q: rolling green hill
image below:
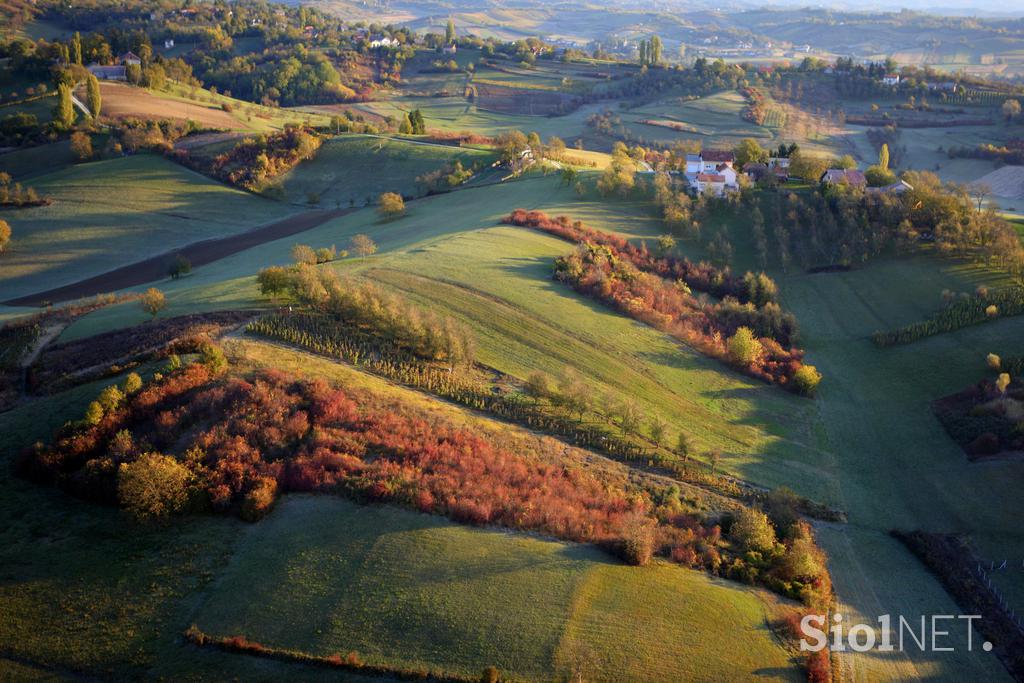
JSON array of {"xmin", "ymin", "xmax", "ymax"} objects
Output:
[
  {"xmin": 194, "ymin": 494, "xmax": 799, "ymax": 682},
  {"xmin": 0, "ymin": 154, "xmax": 297, "ymax": 302}
]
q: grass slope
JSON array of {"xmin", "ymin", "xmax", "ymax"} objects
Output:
[
  {"xmin": 777, "ymin": 256, "xmax": 1021, "ymax": 682},
  {"xmin": 0, "ymin": 335, "xmax": 795, "ymax": 681},
  {"xmin": 0, "ymin": 154, "xmax": 296, "ymax": 302},
  {"xmin": 55, "ymin": 177, "xmax": 825, "ymax": 500},
  {"xmin": 194, "ymin": 495, "xmax": 798, "ymax": 682},
  {"xmin": 277, "ymin": 134, "xmax": 498, "ymax": 207}
]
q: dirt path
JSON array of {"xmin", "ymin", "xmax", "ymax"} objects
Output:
[{"xmin": 4, "ymin": 208, "xmax": 350, "ymax": 308}]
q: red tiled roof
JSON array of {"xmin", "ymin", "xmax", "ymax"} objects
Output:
[{"xmin": 697, "ymin": 173, "xmax": 725, "ymax": 182}]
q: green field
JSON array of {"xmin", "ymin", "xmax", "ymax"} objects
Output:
[
  {"xmin": 0, "ymin": 332, "xmax": 798, "ymax": 681},
  {"xmin": 54, "ymin": 176, "xmax": 826, "ymax": 499},
  {"xmin": 8, "ymin": 155, "xmax": 1024, "ymax": 681},
  {"xmin": 277, "ymin": 134, "xmax": 499, "ymax": 206},
  {"xmin": 0, "ymin": 154, "xmax": 296, "ymax": 302},
  {"xmin": 775, "ymin": 256, "xmax": 1021, "ymax": 681},
  {"xmin": 195, "ymin": 495, "xmax": 797, "ymax": 682}
]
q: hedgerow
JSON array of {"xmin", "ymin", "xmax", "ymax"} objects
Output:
[{"xmin": 872, "ymin": 286, "xmax": 1024, "ymax": 346}]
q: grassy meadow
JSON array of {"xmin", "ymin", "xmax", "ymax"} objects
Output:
[
  {"xmin": 53, "ymin": 176, "xmax": 828, "ymax": 501},
  {"xmin": 0, "ymin": 326, "xmax": 799, "ymax": 681},
  {"xmin": 276, "ymin": 134, "xmax": 499, "ymax": 206},
  {"xmin": 0, "ymin": 154, "xmax": 296, "ymax": 302},
  {"xmin": 195, "ymin": 495, "xmax": 798, "ymax": 682}
]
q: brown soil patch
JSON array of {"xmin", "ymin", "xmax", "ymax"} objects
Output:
[{"xmin": 93, "ymin": 82, "xmax": 243, "ymax": 129}]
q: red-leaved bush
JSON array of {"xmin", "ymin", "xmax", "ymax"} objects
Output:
[
  {"xmin": 504, "ymin": 209, "xmax": 766, "ymax": 304},
  {"xmin": 20, "ymin": 365, "xmax": 832, "ymax": 606},
  {"xmin": 22, "ymin": 366, "xmax": 645, "ymax": 546}
]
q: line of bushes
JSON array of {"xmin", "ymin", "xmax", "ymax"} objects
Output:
[
  {"xmin": 183, "ymin": 625, "xmax": 488, "ymax": 682},
  {"xmin": 20, "ymin": 358, "xmax": 832, "ymax": 604},
  {"xmin": 504, "ymin": 209, "xmax": 772, "ymax": 305},
  {"xmin": 872, "ymin": 287, "xmax": 1024, "ymax": 346},
  {"xmin": 892, "ymin": 530, "xmax": 1024, "ymax": 679}
]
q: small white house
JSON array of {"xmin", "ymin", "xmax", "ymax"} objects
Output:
[
  {"xmin": 694, "ymin": 173, "xmax": 726, "ymax": 196},
  {"xmin": 370, "ymin": 36, "xmax": 398, "ymax": 49},
  {"xmin": 716, "ymin": 164, "xmax": 738, "ymax": 188},
  {"xmin": 164, "ymin": 38, "xmax": 175, "ymax": 49},
  {"xmin": 685, "ymin": 153, "xmax": 702, "ymax": 175},
  {"xmin": 882, "ymin": 73, "xmax": 900, "ymax": 86},
  {"xmin": 442, "ymin": 44, "xmax": 457, "ymax": 55},
  {"xmin": 768, "ymin": 157, "xmax": 790, "ymax": 169}
]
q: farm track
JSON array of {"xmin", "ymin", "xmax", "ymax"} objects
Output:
[{"xmin": 3, "ymin": 208, "xmax": 350, "ymax": 307}]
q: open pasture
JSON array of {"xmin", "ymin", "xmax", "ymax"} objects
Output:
[
  {"xmin": 0, "ymin": 154, "xmax": 296, "ymax": 302},
  {"xmin": 51, "ymin": 177, "xmax": 827, "ymax": 499},
  {"xmin": 194, "ymin": 494, "xmax": 798, "ymax": 682},
  {"xmin": 276, "ymin": 134, "xmax": 498, "ymax": 206}
]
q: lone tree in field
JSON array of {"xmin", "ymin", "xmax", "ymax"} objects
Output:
[
  {"xmin": 257, "ymin": 266, "xmax": 291, "ymax": 298},
  {"xmin": 675, "ymin": 432, "xmax": 692, "ymax": 463},
  {"xmin": 560, "ymin": 166, "xmax": 578, "ymax": 187},
  {"xmin": 118, "ymin": 453, "xmax": 191, "ymax": 522},
  {"xmin": 878, "ymin": 143, "xmax": 890, "ymax": 171},
  {"xmin": 141, "ymin": 288, "xmax": 166, "ymax": 319},
  {"xmin": 70, "ymin": 132, "xmax": 92, "ymax": 161},
  {"xmin": 793, "ymin": 364, "xmax": 822, "ymax": 397},
  {"xmin": 168, "ymin": 253, "xmax": 191, "ymax": 279},
  {"xmin": 86, "ymin": 73, "xmax": 102, "ymax": 119},
  {"xmin": 350, "ymin": 233, "xmax": 377, "ymax": 259},
  {"xmin": 377, "ymin": 192, "xmax": 405, "ymax": 219},
  {"xmin": 0, "ymin": 219, "xmax": 10, "ymax": 253},
  {"xmin": 446, "ymin": 17, "xmax": 456, "ymax": 45}
]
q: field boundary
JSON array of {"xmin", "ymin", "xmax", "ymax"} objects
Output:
[
  {"xmin": 3, "ymin": 208, "xmax": 348, "ymax": 307},
  {"xmin": 183, "ymin": 625, "xmax": 483, "ymax": 682}
]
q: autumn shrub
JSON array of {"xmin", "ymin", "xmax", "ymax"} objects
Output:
[
  {"xmin": 792, "ymin": 365, "xmax": 823, "ymax": 397},
  {"xmin": 504, "ymin": 209, "xmax": 774, "ymax": 304},
  {"xmin": 551, "ymin": 243, "xmax": 808, "ymax": 389},
  {"xmin": 729, "ymin": 507, "xmax": 777, "ymax": 554},
  {"xmin": 241, "ymin": 476, "xmax": 278, "ymax": 521},
  {"xmin": 117, "ymin": 452, "xmax": 191, "ymax": 521},
  {"xmin": 26, "ymin": 364, "xmax": 832, "ymax": 604}
]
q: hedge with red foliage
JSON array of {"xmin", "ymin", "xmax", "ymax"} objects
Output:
[
  {"xmin": 22, "ymin": 365, "xmax": 646, "ymax": 546},
  {"xmin": 21, "ymin": 364, "xmax": 834, "ymax": 601},
  {"xmin": 504, "ymin": 209, "xmax": 759, "ymax": 303}
]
